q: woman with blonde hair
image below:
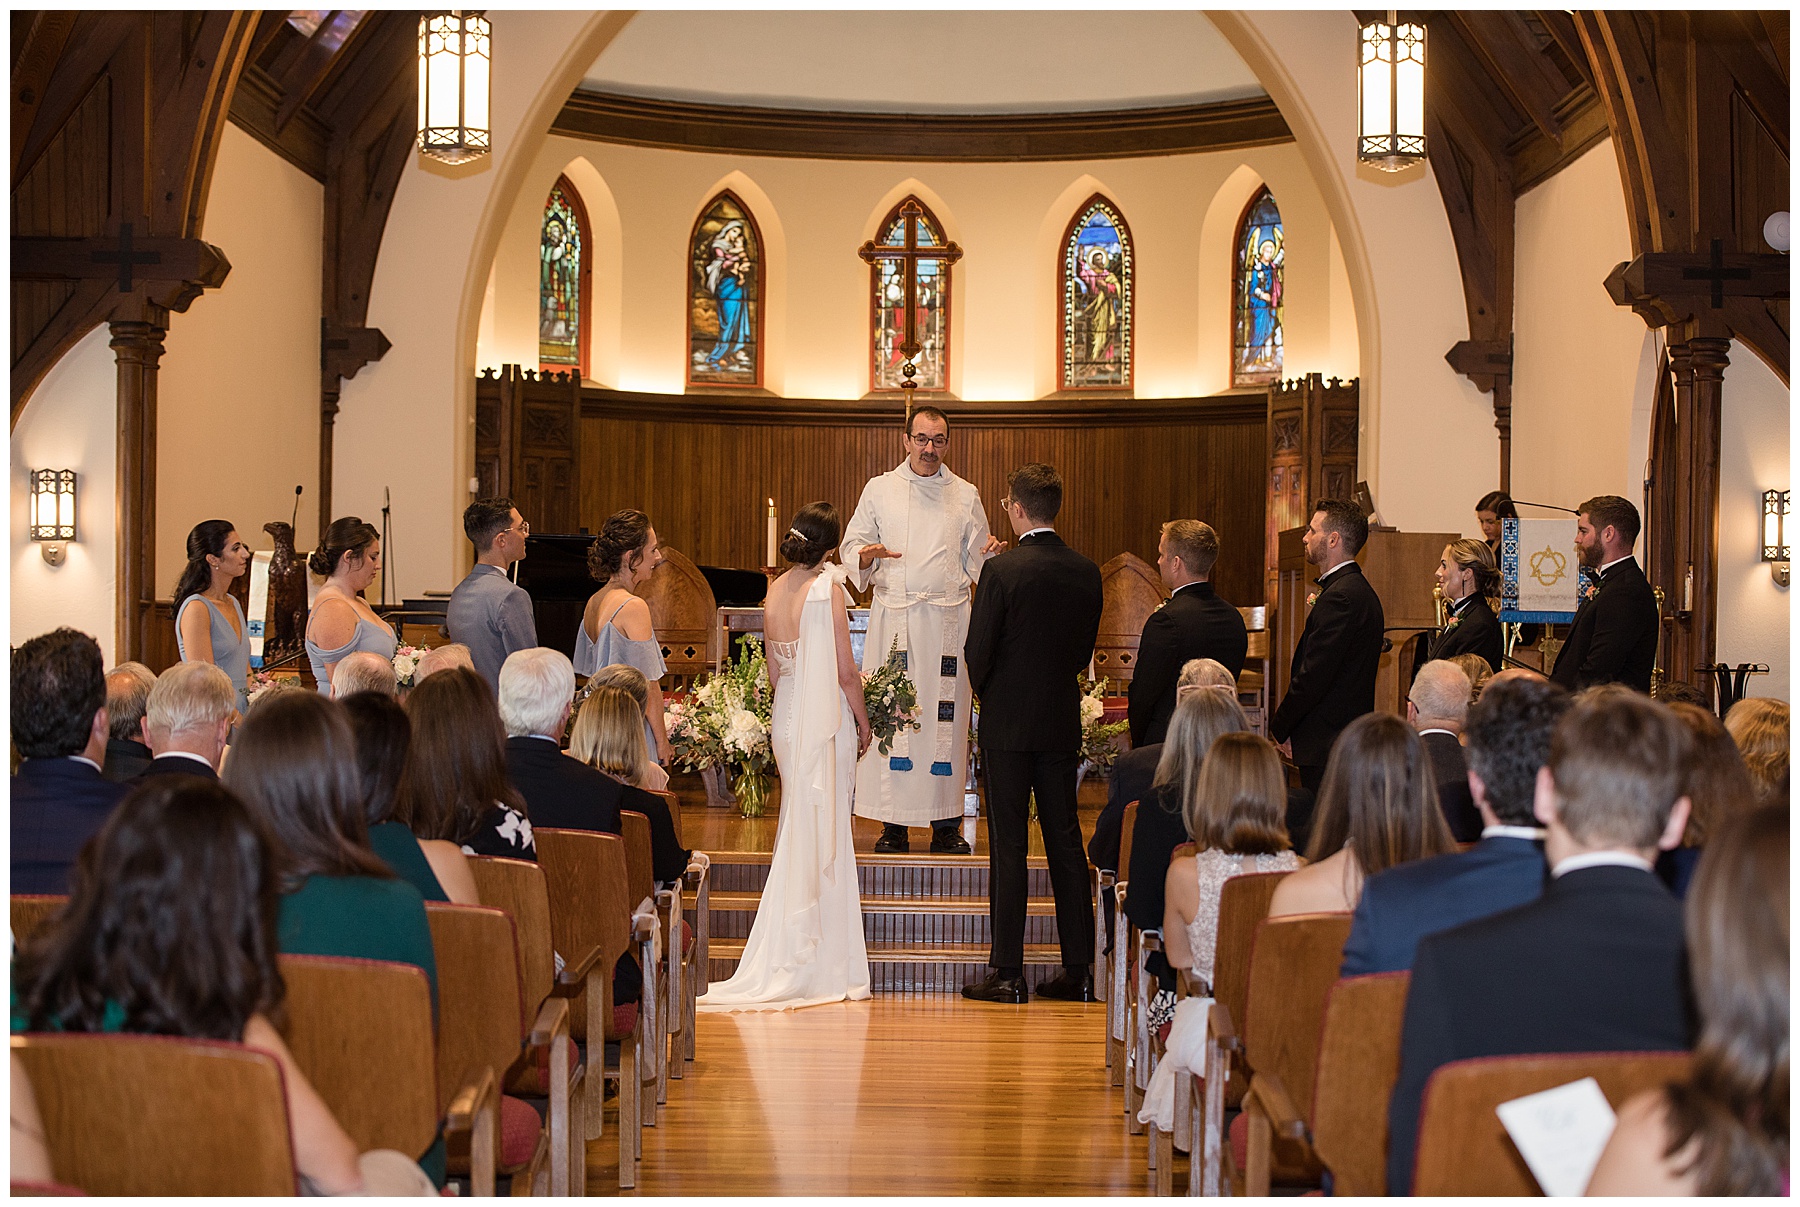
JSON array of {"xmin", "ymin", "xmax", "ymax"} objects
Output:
[
  {"xmin": 1428, "ymin": 538, "xmax": 1503, "ymax": 672},
  {"xmin": 1162, "ymin": 733, "xmax": 1300, "ymax": 988},
  {"xmin": 1657, "ymin": 702, "xmax": 1757, "ymax": 898},
  {"xmin": 569, "ymin": 684, "xmax": 668, "ymax": 791},
  {"xmin": 1724, "ymin": 697, "xmax": 1788, "ymax": 807}
]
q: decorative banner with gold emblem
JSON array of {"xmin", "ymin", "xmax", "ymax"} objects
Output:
[{"xmin": 1501, "ymin": 517, "xmax": 1585, "ymax": 621}]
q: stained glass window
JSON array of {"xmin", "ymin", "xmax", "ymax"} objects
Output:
[
  {"xmin": 688, "ymin": 191, "xmax": 763, "ymax": 387},
  {"xmin": 539, "ymin": 176, "xmax": 589, "ymax": 375},
  {"xmin": 1060, "ymin": 196, "xmax": 1133, "ymax": 390},
  {"xmin": 1233, "ymin": 188, "xmax": 1284, "ymax": 387},
  {"xmin": 869, "ymin": 197, "xmax": 951, "ymax": 392}
]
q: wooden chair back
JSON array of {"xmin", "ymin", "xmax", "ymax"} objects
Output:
[
  {"xmin": 1094, "ymin": 552, "xmax": 1168, "ymax": 685},
  {"xmin": 1241, "ymin": 912, "xmax": 1354, "ymax": 1129},
  {"xmin": 278, "ymin": 954, "xmax": 440, "ymax": 1157},
  {"xmin": 11, "ymin": 895, "xmax": 66, "ymax": 950},
  {"xmin": 1413, "ymin": 1051, "xmax": 1693, "ymax": 1196},
  {"xmin": 649, "ymin": 788, "xmax": 684, "ymax": 846},
  {"xmin": 1308, "ymin": 971, "xmax": 1411, "ymax": 1196},
  {"xmin": 12, "ymin": 1032, "xmax": 298, "ymax": 1195},
  {"xmin": 425, "ymin": 904, "xmax": 528, "ymax": 1113},
  {"xmin": 467, "ymin": 856, "xmax": 556, "ymax": 1010},
  {"xmin": 533, "ymin": 828, "xmax": 631, "ymax": 1042},
  {"xmin": 632, "ymin": 546, "xmax": 716, "ymax": 689},
  {"xmin": 620, "ymin": 810, "xmax": 655, "ymax": 907},
  {"xmin": 1117, "ymin": 801, "xmax": 1139, "ymax": 889},
  {"xmin": 1211, "ymin": 871, "xmax": 1292, "ymax": 1024}
]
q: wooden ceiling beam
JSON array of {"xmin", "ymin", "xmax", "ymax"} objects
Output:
[
  {"xmin": 1425, "ymin": 17, "xmax": 1522, "ymax": 152},
  {"xmin": 1450, "ymin": 11, "xmax": 1569, "ymax": 143},
  {"xmin": 1697, "ymin": 13, "xmax": 1789, "ymax": 157},
  {"xmin": 1534, "ymin": 10, "xmax": 1595, "ymax": 89}
]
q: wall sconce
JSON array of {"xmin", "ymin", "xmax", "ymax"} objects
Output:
[
  {"xmin": 29, "ymin": 468, "xmax": 76, "ymax": 566},
  {"xmin": 417, "ymin": 12, "xmax": 491, "ymax": 165},
  {"xmin": 1358, "ymin": 12, "xmax": 1428, "ymax": 172},
  {"xmin": 1762, "ymin": 488, "xmax": 1790, "ymax": 587}
]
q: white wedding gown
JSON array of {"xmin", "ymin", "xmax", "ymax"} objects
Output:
[{"xmin": 697, "ymin": 567, "xmax": 872, "ymax": 1011}]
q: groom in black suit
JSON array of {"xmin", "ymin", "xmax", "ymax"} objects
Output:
[
  {"xmin": 1549, "ymin": 495, "xmax": 1659, "ymax": 693},
  {"xmin": 963, "ymin": 464, "xmax": 1103, "ymax": 1004}
]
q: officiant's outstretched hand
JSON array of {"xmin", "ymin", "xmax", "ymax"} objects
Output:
[{"xmin": 857, "ymin": 543, "xmax": 902, "ymax": 568}]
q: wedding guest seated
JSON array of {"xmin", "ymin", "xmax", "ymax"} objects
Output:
[
  {"xmin": 1653, "ymin": 679, "xmax": 1713, "ymax": 708},
  {"xmin": 1162, "ymin": 733, "xmax": 1299, "ymax": 990},
  {"xmin": 139, "ymin": 662, "xmax": 237, "ymax": 780},
  {"xmin": 500, "ymin": 649, "xmax": 689, "ymax": 884},
  {"xmin": 101, "ymin": 661, "xmax": 157, "ymax": 782},
  {"xmin": 11, "ymin": 628, "xmax": 128, "ymax": 895},
  {"xmin": 1269, "ymin": 712, "xmax": 1456, "ymax": 918},
  {"xmin": 341, "ymin": 691, "xmax": 477, "ymax": 905},
  {"xmin": 1655, "ymin": 702, "xmax": 1756, "ymax": 899},
  {"xmin": 1724, "ymin": 696, "xmax": 1788, "ymax": 806},
  {"xmin": 402, "ymin": 667, "xmax": 535, "ymax": 859},
  {"xmin": 571, "ymin": 684, "xmax": 671, "ymax": 792},
  {"xmin": 1406, "ymin": 660, "xmax": 1482, "ymax": 842},
  {"xmin": 1447, "ymin": 652, "xmax": 1494, "ymax": 702},
  {"xmin": 412, "ymin": 642, "xmax": 474, "ymax": 684},
  {"xmin": 1340, "ymin": 673, "xmax": 1567, "ymax": 976},
  {"xmin": 584, "ymin": 662, "xmax": 665, "ymax": 784},
  {"xmin": 10, "ymin": 777, "xmax": 436, "ymax": 1196},
  {"xmin": 1384, "ymin": 686, "xmax": 1697, "ymax": 1194},
  {"xmin": 330, "ymin": 650, "xmax": 397, "ymax": 698},
  {"xmin": 1587, "ymin": 803, "xmax": 1788, "ymax": 1196}
]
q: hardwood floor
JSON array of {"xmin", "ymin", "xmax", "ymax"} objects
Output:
[{"xmin": 586, "ymin": 996, "xmax": 1142, "ymax": 1196}]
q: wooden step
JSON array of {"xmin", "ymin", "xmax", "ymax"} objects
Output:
[
  {"xmin": 708, "ymin": 891, "xmax": 1057, "ymax": 916},
  {"xmin": 709, "ymin": 939, "xmax": 1065, "ymax": 964},
  {"xmin": 704, "ymin": 849, "xmax": 1051, "ymax": 869},
  {"xmin": 705, "ymin": 939, "xmax": 1073, "ymax": 993}
]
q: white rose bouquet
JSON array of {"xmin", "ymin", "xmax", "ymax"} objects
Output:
[
  {"xmin": 392, "ymin": 644, "xmax": 429, "ymax": 689},
  {"xmin": 1078, "ymin": 673, "xmax": 1130, "ymax": 771},
  {"xmin": 862, "ymin": 637, "xmax": 922, "ymax": 756}
]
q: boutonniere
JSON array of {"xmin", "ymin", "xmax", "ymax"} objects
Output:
[
  {"xmin": 1441, "ymin": 613, "xmax": 1463, "ymax": 633},
  {"xmin": 1305, "ymin": 590, "xmax": 1319, "ymax": 610},
  {"xmin": 1154, "ymin": 599, "xmax": 1168, "ymax": 612},
  {"xmin": 1579, "ymin": 577, "xmax": 1600, "ymax": 604}
]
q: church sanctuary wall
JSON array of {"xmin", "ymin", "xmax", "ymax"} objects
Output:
[
  {"xmin": 156, "ymin": 122, "xmax": 324, "ymax": 588},
  {"xmin": 11, "ymin": 326, "xmax": 119, "ymax": 663},
  {"xmin": 1717, "ymin": 341, "xmax": 1790, "ymax": 700}
]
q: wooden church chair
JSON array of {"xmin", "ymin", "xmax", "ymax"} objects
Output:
[
  {"xmin": 1141, "ymin": 841, "xmax": 1195, "ymax": 1192},
  {"xmin": 619, "ymin": 810, "xmax": 669, "ymax": 1117},
  {"xmin": 10, "ymin": 894, "xmax": 66, "ymax": 949},
  {"xmin": 12, "ymin": 1032, "xmax": 299, "ymax": 1195},
  {"xmin": 1107, "ymin": 800, "xmax": 1138, "ymax": 1088},
  {"xmin": 279, "ymin": 953, "xmax": 498, "ymax": 1196},
  {"xmin": 1237, "ymin": 606, "xmax": 1270, "ymax": 735},
  {"xmin": 1233, "ymin": 912, "xmax": 1353, "ymax": 1195},
  {"xmin": 647, "ymin": 786, "xmax": 710, "ymax": 1075},
  {"xmin": 1306, "ymin": 971, "xmax": 1411, "ymax": 1196},
  {"xmin": 426, "ymin": 902, "xmax": 582, "ymax": 1195},
  {"xmin": 534, "ymin": 827, "xmax": 659, "ymax": 1189},
  {"xmin": 1210, "ymin": 870, "xmax": 1292, "ymax": 1109},
  {"xmin": 1412, "ymin": 1050, "xmax": 1693, "ymax": 1196}
]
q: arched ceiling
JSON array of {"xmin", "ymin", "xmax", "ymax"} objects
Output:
[{"xmin": 581, "ymin": 11, "xmax": 1266, "ymax": 114}]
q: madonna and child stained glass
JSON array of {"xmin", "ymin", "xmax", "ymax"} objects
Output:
[
  {"xmin": 688, "ymin": 192, "xmax": 762, "ymax": 387},
  {"xmin": 1061, "ymin": 198, "xmax": 1133, "ymax": 390},
  {"xmin": 1233, "ymin": 188, "xmax": 1284, "ymax": 387},
  {"xmin": 870, "ymin": 198, "xmax": 950, "ymax": 392},
  {"xmin": 539, "ymin": 181, "xmax": 584, "ymax": 370}
]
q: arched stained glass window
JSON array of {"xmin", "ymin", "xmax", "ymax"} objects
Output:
[
  {"xmin": 1060, "ymin": 195, "xmax": 1133, "ymax": 391},
  {"xmin": 869, "ymin": 196, "xmax": 951, "ymax": 393},
  {"xmin": 539, "ymin": 176, "xmax": 590, "ymax": 376},
  {"xmin": 1233, "ymin": 188, "xmax": 1284, "ymax": 387},
  {"xmin": 687, "ymin": 191, "xmax": 763, "ymax": 387}
]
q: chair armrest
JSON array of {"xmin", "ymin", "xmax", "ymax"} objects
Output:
[
  {"xmin": 631, "ymin": 900, "xmax": 657, "ymax": 943},
  {"xmin": 526, "ymin": 994, "xmax": 572, "ymax": 1051},
  {"xmin": 1206, "ymin": 1001, "xmax": 1240, "ymax": 1053},
  {"xmin": 1141, "ymin": 929, "xmax": 1164, "ymax": 955},
  {"xmin": 683, "ymin": 855, "xmax": 710, "ymax": 891},
  {"xmin": 1095, "ymin": 867, "xmax": 1117, "ymax": 890},
  {"xmin": 549, "ymin": 941, "xmax": 607, "ymax": 998},
  {"xmin": 1246, "ymin": 1070, "xmax": 1308, "ymax": 1140},
  {"xmin": 1177, "ymin": 969, "xmax": 1211, "ymax": 1000},
  {"xmin": 444, "ymin": 1064, "xmax": 499, "ymax": 1196}
]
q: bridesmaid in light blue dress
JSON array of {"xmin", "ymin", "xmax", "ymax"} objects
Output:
[
  {"xmin": 304, "ymin": 517, "xmax": 397, "ymax": 696},
  {"xmin": 575, "ymin": 510, "xmax": 672, "ymax": 764},
  {"xmin": 172, "ymin": 520, "xmax": 254, "ymax": 715}
]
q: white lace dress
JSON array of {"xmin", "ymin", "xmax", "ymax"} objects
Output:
[
  {"xmin": 698, "ymin": 567, "xmax": 872, "ymax": 1011},
  {"xmin": 1183, "ymin": 849, "xmax": 1301, "ymax": 986}
]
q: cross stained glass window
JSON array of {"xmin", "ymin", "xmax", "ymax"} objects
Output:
[
  {"xmin": 870, "ymin": 196, "xmax": 951, "ymax": 392},
  {"xmin": 688, "ymin": 191, "xmax": 763, "ymax": 387},
  {"xmin": 539, "ymin": 177, "xmax": 590, "ymax": 376},
  {"xmin": 1233, "ymin": 188, "xmax": 1284, "ymax": 387},
  {"xmin": 1060, "ymin": 195, "xmax": 1133, "ymax": 390}
]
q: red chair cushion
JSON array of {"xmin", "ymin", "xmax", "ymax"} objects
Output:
[
  {"xmin": 499, "ymin": 1095, "xmax": 541, "ymax": 1170},
  {"xmin": 530, "ymin": 1036, "xmax": 581, "ymax": 1087},
  {"xmin": 613, "ymin": 1002, "xmax": 638, "ymax": 1035},
  {"xmin": 1230, "ymin": 1111, "xmax": 1247, "ymax": 1175},
  {"xmin": 681, "ymin": 919, "xmax": 694, "ymax": 957}
]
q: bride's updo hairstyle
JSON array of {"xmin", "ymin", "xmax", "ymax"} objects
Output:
[
  {"xmin": 780, "ymin": 502, "xmax": 839, "ymax": 568},
  {"xmin": 308, "ymin": 516, "xmax": 379, "ymax": 578},
  {"xmin": 588, "ymin": 509, "xmax": 652, "ymax": 581}
]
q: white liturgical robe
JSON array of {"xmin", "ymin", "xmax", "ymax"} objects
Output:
[{"xmin": 841, "ymin": 460, "xmax": 992, "ymax": 826}]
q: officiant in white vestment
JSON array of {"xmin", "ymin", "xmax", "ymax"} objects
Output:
[{"xmin": 841, "ymin": 406, "xmax": 1003, "ymax": 854}]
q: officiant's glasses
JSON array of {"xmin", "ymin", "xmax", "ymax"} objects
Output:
[{"xmin": 907, "ymin": 432, "xmax": 949, "ymax": 449}]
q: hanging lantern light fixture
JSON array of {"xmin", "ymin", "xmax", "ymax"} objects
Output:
[
  {"xmin": 1358, "ymin": 12, "xmax": 1427, "ymax": 172},
  {"xmin": 417, "ymin": 12, "xmax": 492, "ymax": 165}
]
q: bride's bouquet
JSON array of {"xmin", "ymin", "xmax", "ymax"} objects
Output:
[{"xmin": 862, "ymin": 637, "xmax": 922, "ymax": 756}]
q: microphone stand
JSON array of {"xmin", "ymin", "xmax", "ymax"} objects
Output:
[{"xmin": 380, "ymin": 487, "xmax": 393, "ymax": 608}]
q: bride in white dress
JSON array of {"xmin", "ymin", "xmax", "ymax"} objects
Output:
[{"xmin": 699, "ymin": 505, "xmax": 874, "ymax": 1011}]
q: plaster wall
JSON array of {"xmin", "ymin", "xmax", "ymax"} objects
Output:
[{"xmin": 1717, "ymin": 339, "xmax": 1791, "ymax": 700}]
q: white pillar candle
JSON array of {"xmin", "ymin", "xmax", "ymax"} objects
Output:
[{"xmin": 766, "ymin": 498, "xmax": 778, "ymax": 567}]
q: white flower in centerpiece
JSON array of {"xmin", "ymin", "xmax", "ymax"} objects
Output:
[
  {"xmin": 1081, "ymin": 695, "xmax": 1104, "ymax": 726},
  {"xmin": 392, "ymin": 652, "xmax": 418, "ymax": 684},
  {"xmin": 725, "ymin": 707, "xmax": 766, "ymax": 755}
]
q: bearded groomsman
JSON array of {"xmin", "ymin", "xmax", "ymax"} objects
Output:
[
  {"xmin": 842, "ymin": 405, "xmax": 1003, "ymax": 855},
  {"xmin": 1548, "ymin": 495, "xmax": 1658, "ymax": 693}
]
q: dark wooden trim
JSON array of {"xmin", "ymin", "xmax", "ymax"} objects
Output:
[
  {"xmin": 1057, "ymin": 194, "xmax": 1135, "ymax": 393},
  {"xmin": 551, "ymin": 89, "xmax": 1293, "ymax": 163},
  {"xmin": 538, "ymin": 173, "xmax": 593, "ymax": 379},
  {"xmin": 866, "ymin": 195, "xmax": 951, "ymax": 396},
  {"xmin": 1509, "ymin": 85, "xmax": 1610, "ymax": 194},
  {"xmin": 686, "ymin": 189, "xmax": 766, "ymax": 390},
  {"xmin": 227, "ymin": 62, "xmax": 331, "ymax": 182},
  {"xmin": 577, "ymin": 386, "xmax": 1264, "ymax": 429}
]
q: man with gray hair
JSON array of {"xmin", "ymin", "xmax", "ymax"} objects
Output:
[
  {"xmin": 140, "ymin": 662, "xmax": 238, "ymax": 780},
  {"xmin": 101, "ymin": 662, "xmax": 158, "ymax": 782},
  {"xmin": 414, "ymin": 642, "xmax": 474, "ymax": 684},
  {"xmin": 331, "ymin": 650, "xmax": 398, "ymax": 698},
  {"xmin": 1409, "ymin": 659, "xmax": 1480, "ymax": 841}
]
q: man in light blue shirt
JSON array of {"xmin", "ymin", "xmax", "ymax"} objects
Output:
[{"xmin": 447, "ymin": 497, "xmax": 538, "ymax": 691}]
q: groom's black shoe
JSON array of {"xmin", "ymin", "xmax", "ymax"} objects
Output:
[
  {"xmin": 1034, "ymin": 967, "xmax": 1097, "ymax": 1002},
  {"xmin": 873, "ymin": 825, "xmax": 909, "ymax": 854},
  {"xmin": 929, "ymin": 828, "xmax": 973, "ymax": 855},
  {"xmin": 962, "ymin": 970, "xmax": 1027, "ymax": 1004}
]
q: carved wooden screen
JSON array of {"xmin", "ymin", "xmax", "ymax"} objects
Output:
[
  {"xmin": 1093, "ymin": 552, "xmax": 1168, "ymax": 686},
  {"xmin": 1265, "ymin": 374, "xmax": 1360, "ymax": 609},
  {"xmin": 474, "ymin": 365, "xmax": 583, "ymax": 535}
]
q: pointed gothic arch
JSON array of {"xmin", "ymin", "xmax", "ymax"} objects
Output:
[
  {"xmin": 539, "ymin": 174, "xmax": 592, "ymax": 378},
  {"xmin": 1059, "ymin": 194, "xmax": 1134, "ymax": 391},
  {"xmin": 868, "ymin": 194, "xmax": 954, "ymax": 394},
  {"xmin": 1233, "ymin": 186, "xmax": 1285, "ymax": 387},
  {"xmin": 686, "ymin": 189, "xmax": 765, "ymax": 388}
]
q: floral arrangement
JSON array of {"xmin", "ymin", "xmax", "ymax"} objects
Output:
[
  {"xmin": 862, "ymin": 637, "xmax": 922, "ymax": 756},
  {"xmin": 665, "ymin": 635, "xmax": 774, "ymax": 776},
  {"xmin": 247, "ymin": 669, "xmax": 280, "ymax": 708},
  {"xmin": 392, "ymin": 644, "xmax": 429, "ymax": 688},
  {"xmin": 1078, "ymin": 673, "xmax": 1130, "ymax": 771}
]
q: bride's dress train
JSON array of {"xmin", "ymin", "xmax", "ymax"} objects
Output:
[{"xmin": 697, "ymin": 567, "xmax": 871, "ymax": 1011}]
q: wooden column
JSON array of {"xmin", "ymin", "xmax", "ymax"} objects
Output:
[
  {"xmin": 111, "ymin": 311, "xmax": 168, "ymax": 661},
  {"xmin": 1664, "ymin": 335, "xmax": 1730, "ymax": 687}
]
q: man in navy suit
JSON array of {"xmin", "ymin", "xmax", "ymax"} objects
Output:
[
  {"xmin": 1127, "ymin": 520, "xmax": 1247, "ymax": 747},
  {"xmin": 1385, "ymin": 686, "xmax": 1696, "ymax": 1194},
  {"xmin": 137, "ymin": 661, "xmax": 237, "ymax": 781},
  {"xmin": 11, "ymin": 628, "xmax": 129, "ymax": 894},
  {"xmin": 1342, "ymin": 670, "xmax": 1568, "ymax": 977}
]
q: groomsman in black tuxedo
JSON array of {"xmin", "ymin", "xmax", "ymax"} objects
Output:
[
  {"xmin": 1127, "ymin": 519, "xmax": 1248, "ymax": 747},
  {"xmin": 1549, "ymin": 495, "xmax": 1659, "ymax": 693},
  {"xmin": 963, "ymin": 464, "xmax": 1103, "ymax": 1004},
  {"xmin": 1270, "ymin": 499, "xmax": 1386, "ymax": 799}
]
